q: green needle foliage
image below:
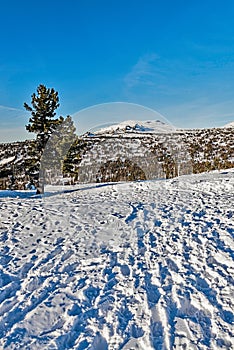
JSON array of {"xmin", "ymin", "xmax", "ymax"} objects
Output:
[
  {"xmin": 42, "ymin": 115, "xmax": 78, "ymax": 178},
  {"xmin": 24, "ymin": 84, "xmax": 64, "ymax": 149}
]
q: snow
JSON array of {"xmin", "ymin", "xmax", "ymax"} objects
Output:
[
  {"xmin": 0, "ymin": 170, "xmax": 233, "ymax": 349},
  {"xmin": 93, "ymin": 120, "xmax": 177, "ymax": 135},
  {"xmin": 223, "ymin": 121, "xmax": 234, "ymax": 128},
  {"xmin": 0, "ymin": 156, "xmax": 15, "ymax": 166}
]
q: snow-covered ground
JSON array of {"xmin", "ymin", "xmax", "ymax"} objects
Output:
[
  {"xmin": 0, "ymin": 156, "xmax": 15, "ymax": 167},
  {"xmin": 0, "ymin": 171, "xmax": 233, "ymax": 349}
]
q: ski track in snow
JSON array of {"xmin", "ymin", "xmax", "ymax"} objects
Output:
[{"xmin": 0, "ymin": 171, "xmax": 233, "ymax": 349}]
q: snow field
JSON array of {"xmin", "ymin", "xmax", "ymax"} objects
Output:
[{"xmin": 0, "ymin": 171, "xmax": 233, "ymax": 349}]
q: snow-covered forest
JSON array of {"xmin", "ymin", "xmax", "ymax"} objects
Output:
[{"xmin": 0, "ymin": 122, "xmax": 233, "ymax": 190}]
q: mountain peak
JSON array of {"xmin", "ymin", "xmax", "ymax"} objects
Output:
[
  {"xmin": 223, "ymin": 121, "xmax": 234, "ymax": 128},
  {"xmin": 93, "ymin": 119, "xmax": 177, "ymax": 135}
]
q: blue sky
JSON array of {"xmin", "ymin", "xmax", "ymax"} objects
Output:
[{"xmin": 1, "ymin": 0, "xmax": 234, "ymax": 142}]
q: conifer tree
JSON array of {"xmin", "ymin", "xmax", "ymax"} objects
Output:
[
  {"xmin": 24, "ymin": 84, "xmax": 64, "ymax": 149},
  {"xmin": 40, "ymin": 115, "xmax": 78, "ymax": 183}
]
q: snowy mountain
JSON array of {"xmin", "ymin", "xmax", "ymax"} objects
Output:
[
  {"xmin": 223, "ymin": 121, "xmax": 234, "ymax": 128},
  {"xmin": 0, "ymin": 123, "xmax": 234, "ymax": 189},
  {"xmin": 0, "ymin": 170, "xmax": 233, "ymax": 349},
  {"xmin": 92, "ymin": 119, "xmax": 177, "ymax": 135}
]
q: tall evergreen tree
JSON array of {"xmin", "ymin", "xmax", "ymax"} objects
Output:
[
  {"xmin": 24, "ymin": 84, "xmax": 64, "ymax": 149},
  {"xmin": 42, "ymin": 115, "xmax": 78, "ymax": 179}
]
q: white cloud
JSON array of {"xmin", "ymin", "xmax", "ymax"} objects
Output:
[
  {"xmin": 0, "ymin": 105, "xmax": 30, "ymax": 142},
  {"xmin": 0, "ymin": 126, "xmax": 33, "ymax": 143},
  {"xmin": 160, "ymin": 98, "xmax": 234, "ymax": 128},
  {"xmin": 124, "ymin": 53, "xmax": 160, "ymax": 91},
  {"xmin": 0, "ymin": 105, "xmax": 23, "ymax": 112},
  {"xmin": 0, "ymin": 105, "xmax": 28, "ymax": 127}
]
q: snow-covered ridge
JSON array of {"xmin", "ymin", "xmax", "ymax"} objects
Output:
[
  {"xmin": 223, "ymin": 121, "xmax": 234, "ymax": 128},
  {"xmin": 0, "ymin": 156, "xmax": 15, "ymax": 166},
  {"xmin": 93, "ymin": 119, "xmax": 177, "ymax": 135},
  {"xmin": 0, "ymin": 123, "xmax": 234, "ymax": 190}
]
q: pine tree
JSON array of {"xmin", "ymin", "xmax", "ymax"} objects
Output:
[
  {"xmin": 41, "ymin": 115, "xmax": 78, "ymax": 184},
  {"xmin": 24, "ymin": 84, "xmax": 64, "ymax": 149},
  {"xmin": 60, "ymin": 116, "xmax": 78, "ymax": 175}
]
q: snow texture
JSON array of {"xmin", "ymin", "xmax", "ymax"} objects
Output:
[
  {"xmin": 0, "ymin": 156, "xmax": 15, "ymax": 166},
  {"xmin": 223, "ymin": 121, "xmax": 234, "ymax": 128},
  {"xmin": 0, "ymin": 170, "xmax": 233, "ymax": 349}
]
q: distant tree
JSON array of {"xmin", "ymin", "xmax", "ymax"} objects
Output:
[
  {"xmin": 96, "ymin": 157, "xmax": 146, "ymax": 183},
  {"xmin": 24, "ymin": 84, "xmax": 64, "ymax": 149}
]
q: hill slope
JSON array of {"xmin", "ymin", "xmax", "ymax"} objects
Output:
[
  {"xmin": 224, "ymin": 121, "xmax": 234, "ymax": 128},
  {"xmin": 0, "ymin": 123, "xmax": 234, "ymax": 189}
]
